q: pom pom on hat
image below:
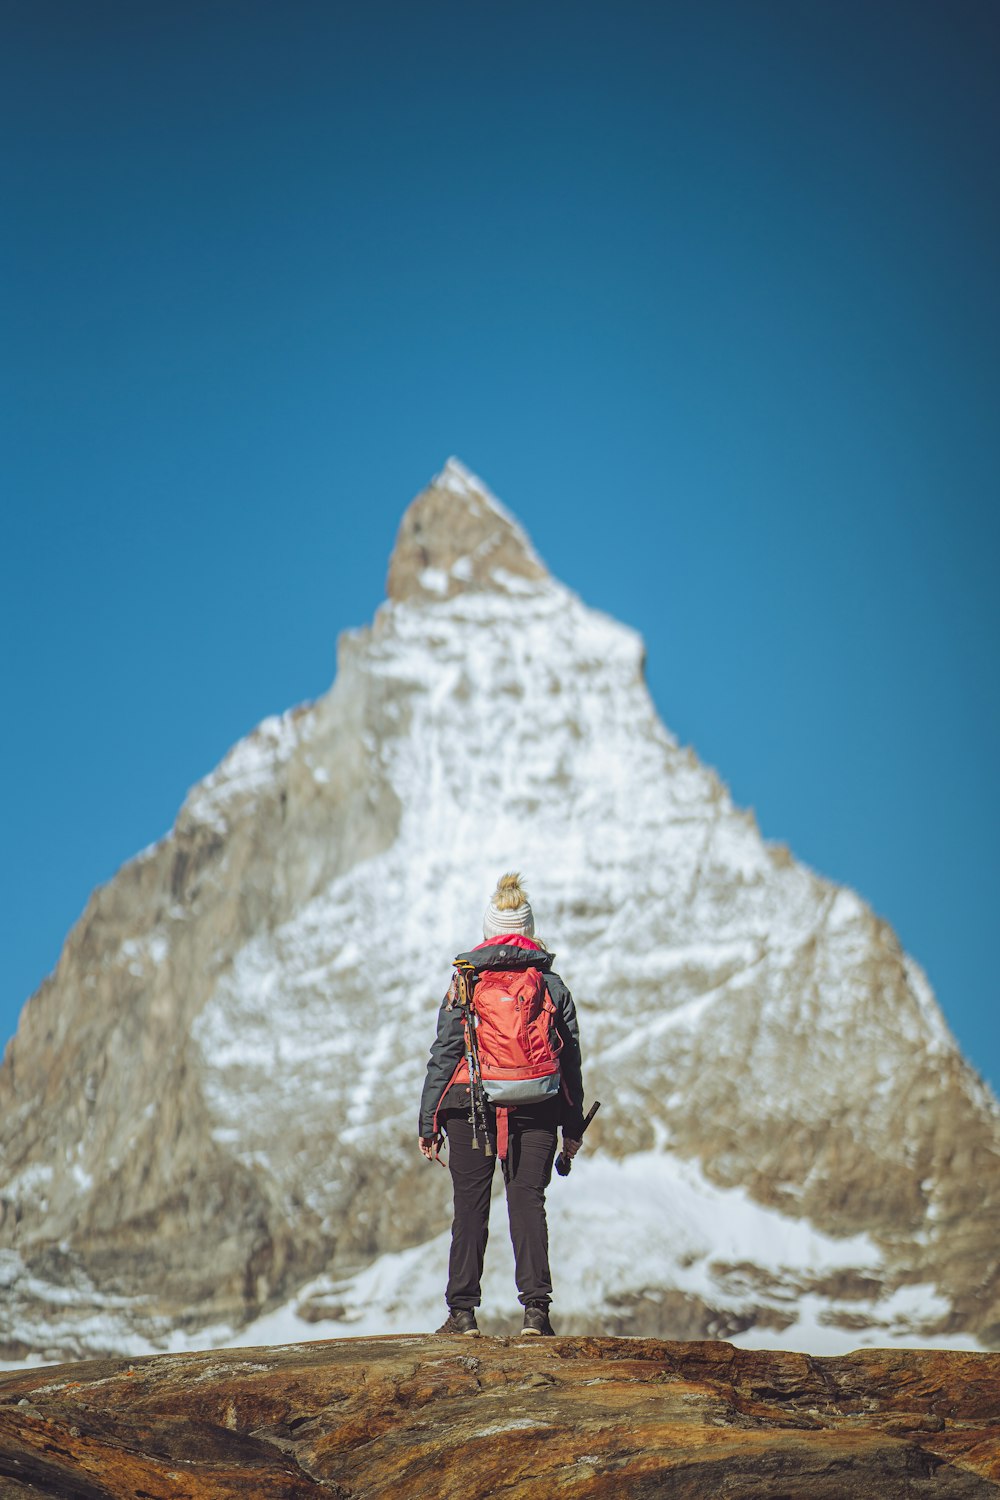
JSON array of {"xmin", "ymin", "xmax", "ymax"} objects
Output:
[{"xmin": 483, "ymin": 871, "xmax": 535, "ymax": 940}]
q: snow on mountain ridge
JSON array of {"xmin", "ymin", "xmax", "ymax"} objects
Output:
[{"xmin": 182, "ymin": 709, "xmax": 304, "ymax": 835}]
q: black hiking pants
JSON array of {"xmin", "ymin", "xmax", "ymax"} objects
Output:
[{"xmin": 441, "ymin": 1096, "xmax": 559, "ymax": 1311}]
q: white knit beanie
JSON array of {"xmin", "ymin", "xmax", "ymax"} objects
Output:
[{"xmin": 483, "ymin": 872, "xmax": 535, "ymax": 941}]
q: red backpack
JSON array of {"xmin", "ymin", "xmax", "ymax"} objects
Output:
[{"xmin": 466, "ymin": 964, "xmax": 563, "ymax": 1105}]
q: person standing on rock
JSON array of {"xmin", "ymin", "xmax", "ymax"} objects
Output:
[{"xmin": 419, "ymin": 873, "xmax": 586, "ymax": 1337}]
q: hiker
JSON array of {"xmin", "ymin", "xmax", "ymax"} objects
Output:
[{"xmin": 418, "ymin": 873, "xmax": 586, "ymax": 1337}]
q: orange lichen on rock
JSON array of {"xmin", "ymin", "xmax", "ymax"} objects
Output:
[{"xmin": 0, "ymin": 1335, "xmax": 998, "ymax": 1498}]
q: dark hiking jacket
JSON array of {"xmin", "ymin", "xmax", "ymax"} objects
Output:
[{"xmin": 418, "ymin": 937, "xmax": 585, "ymax": 1139}]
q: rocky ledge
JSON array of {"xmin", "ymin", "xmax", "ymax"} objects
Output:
[{"xmin": 1, "ymin": 1336, "xmax": 998, "ymax": 1498}]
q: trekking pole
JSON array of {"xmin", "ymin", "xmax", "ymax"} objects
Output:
[
  {"xmin": 456, "ymin": 962, "xmax": 493, "ymax": 1158},
  {"xmin": 467, "ymin": 1014, "xmax": 494, "ymax": 1158},
  {"xmin": 555, "ymin": 1100, "xmax": 601, "ymax": 1176}
]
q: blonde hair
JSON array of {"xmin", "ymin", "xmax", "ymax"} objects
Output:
[{"xmin": 492, "ymin": 871, "xmax": 528, "ymax": 910}]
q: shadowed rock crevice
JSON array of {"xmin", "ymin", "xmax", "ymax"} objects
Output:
[{"xmin": 0, "ymin": 1337, "xmax": 998, "ymax": 1498}]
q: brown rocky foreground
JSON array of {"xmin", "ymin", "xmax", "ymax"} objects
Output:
[{"xmin": 0, "ymin": 1335, "xmax": 998, "ymax": 1498}]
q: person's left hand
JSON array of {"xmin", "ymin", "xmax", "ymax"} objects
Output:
[{"xmin": 561, "ymin": 1136, "xmax": 582, "ymax": 1160}]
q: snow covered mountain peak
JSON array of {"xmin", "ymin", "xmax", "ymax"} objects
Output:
[
  {"xmin": 385, "ymin": 456, "xmax": 549, "ymax": 605},
  {"xmin": 1, "ymin": 461, "xmax": 998, "ymax": 1364}
]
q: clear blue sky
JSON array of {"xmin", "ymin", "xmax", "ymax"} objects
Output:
[{"xmin": 3, "ymin": 2, "xmax": 998, "ymax": 1090}]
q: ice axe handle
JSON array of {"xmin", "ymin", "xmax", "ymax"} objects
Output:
[{"xmin": 555, "ymin": 1101, "xmax": 601, "ymax": 1176}]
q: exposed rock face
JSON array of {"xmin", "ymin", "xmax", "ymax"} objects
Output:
[
  {"xmin": 386, "ymin": 456, "xmax": 548, "ymax": 603},
  {"xmin": 1, "ymin": 1336, "xmax": 998, "ymax": 1498},
  {"xmin": 1, "ymin": 456, "xmax": 998, "ymax": 1360}
]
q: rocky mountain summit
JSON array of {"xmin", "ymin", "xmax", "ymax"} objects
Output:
[
  {"xmin": 1, "ymin": 457, "xmax": 998, "ymax": 1362},
  {"xmin": 2, "ymin": 1335, "xmax": 998, "ymax": 1498}
]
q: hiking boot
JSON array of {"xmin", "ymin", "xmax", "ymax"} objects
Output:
[
  {"xmin": 435, "ymin": 1308, "xmax": 480, "ymax": 1336},
  {"xmin": 520, "ymin": 1303, "xmax": 555, "ymax": 1337}
]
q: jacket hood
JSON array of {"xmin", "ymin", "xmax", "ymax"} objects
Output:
[{"xmin": 455, "ymin": 938, "xmax": 555, "ymax": 973}]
